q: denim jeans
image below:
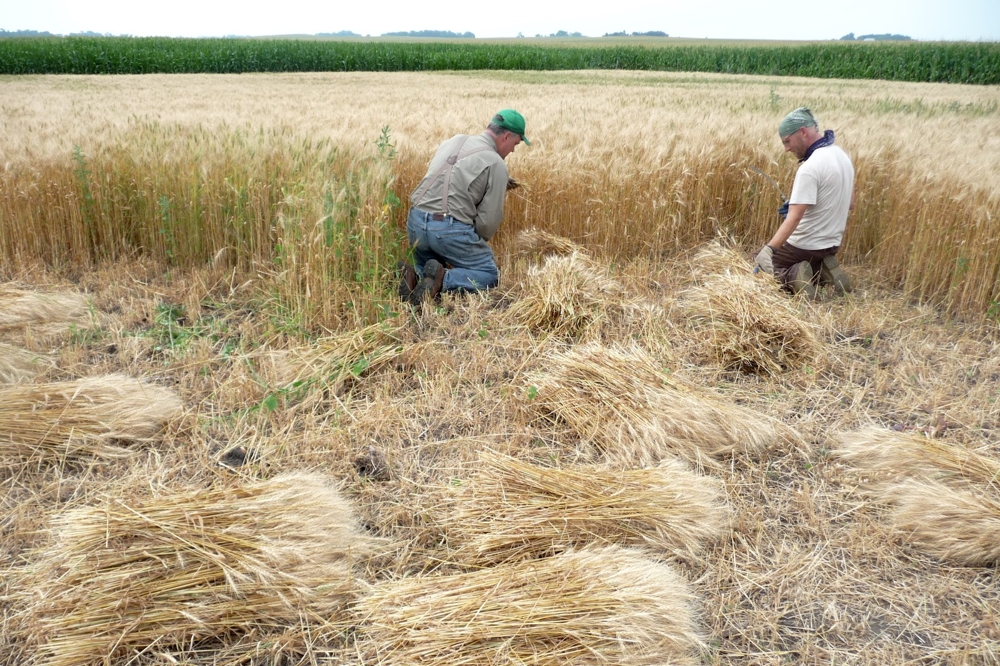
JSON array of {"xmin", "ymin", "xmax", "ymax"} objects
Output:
[{"xmin": 406, "ymin": 208, "xmax": 499, "ymax": 292}]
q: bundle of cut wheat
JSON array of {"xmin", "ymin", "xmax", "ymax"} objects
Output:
[
  {"xmin": 513, "ymin": 227, "xmax": 586, "ymax": 259},
  {"xmin": 440, "ymin": 450, "xmax": 730, "ymax": 566},
  {"xmin": 0, "ymin": 374, "xmax": 182, "ymax": 461},
  {"xmin": 354, "ymin": 545, "xmax": 704, "ymax": 666},
  {"xmin": 834, "ymin": 428, "xmax": 1000, "ymax": 566},
  {"xmin": 688, "ymin": 241, "xmax": 754, "ymax": 280},
  {"xmin": 835, "ymin": 427, "xmax": 1000, "ymax": 489},
  {"xmin": 0, "ymin": 289, "xmax": 92, "ymax": 334},
  {"xmin": 503, "ymin": 251, "xmax": 632, "ymax": 339},
  {"xmin": 678, "ymin": 244, "xmax": 822, "ymax": 375},
  {"xmin": 0, "ymin": 344, "xmax": 51, "ymax": 385},
  {"xmin": 14, "ymin": 473, "xmax": 371, "ymax": 666},
  {"xmin": 267, "ymin": 319, "xmax": 407, "ymax": 395},
  {"xmin": 890, "ymin": 478, "xmax": 1000, "ymax": 566},
  {"xmin": 527, "ymin": 343, "xmax": 795, "ymax": 466}
]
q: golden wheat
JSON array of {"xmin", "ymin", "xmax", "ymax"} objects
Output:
[
  {"xmin": 13, "ymin": 472, "xmax": 370, "ymax": 666},
  {"xmin": 354, "ymin": 545, "xmax": 705, "ymax": 666},
  {"xmin": 440, "ymin": 450, "xmax": 730, "ymax": 565}
]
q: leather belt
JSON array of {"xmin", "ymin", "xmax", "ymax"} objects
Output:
[{"xmin": 431, "ymin": 212, "xmax": 447, "ymax": 221}]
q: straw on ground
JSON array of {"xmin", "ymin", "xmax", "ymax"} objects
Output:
[
  {"xmin": 440, "ymin": 450, "xmax": 731, "ymax": 565},
  {"xmin": 0, "ymin": 289, "xmax": 92, "ymax": 333},
  {"xmin": 353, "ymin": 545, "xmax": 705, "ymax": 666},
  {"xmin": 834, "ymin": 427, "xmax": 1000, "ymax": 565},
  {"xmin": 0, "ymin": 344, "xmax": 52, "ymax": 385},
  {"xmin": 677, "ymin": 243, "xmax": 823, "ymax": 375},
  {"xmin": 13, "ymin": 472, "xmax": 372, "ymax": 666},
  {"xmin": 527, "ymin": 342, "xmax": 797, "ymax": 466},
  {"xmin": 835, "ymin": 426, "xmax": 1000, "ymax": 490},
  {"xmin": 0, "ymin": 374, "xmax": 182, "ymax": 461},
  {"xmin": 503, "ymin": 251, "xmax": 633, "ymax": 339},
  {"xmin": 890, "ymin": 478, "xmax": 1000, "ymax": 566}
]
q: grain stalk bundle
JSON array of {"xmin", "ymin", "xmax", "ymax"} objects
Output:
[
  {"xmin": 835, "ymin": 428, "xmax": 1000, "ymax": 566},
  {"xmin": 354, "ymin": 545, "xmax": 704, "ymax": 666},
  {"xmin": 503, "ymin": 251, "xmax": 640, "ymax": 339},
  {"xmin": 14, "ymin": 473, "xmax": 371, "ymax": 666},
  {"xmin": 835, "ymin": 427, "xmax": 1000, "ymax": 490},
  {"xmin": 513, "ymin": 227, "xmax": 586, "ymax": 259},
  {"xmin": 267, "ymin": 319, "xmax": 407, "ymax": 394},
  {"xmin": 527, "ymin": 343, "xmax": 795, "ymax": 466},
  {"xmin": 0, "ymin": 374, "xmax": 182, "ymax": 462},
  {"xmin": 441, "ymin": 450, "xmax": 730, "ymax": 566},
  {"xmin": 889, "ymin": 478, "xmax": 1000, "ymax": 566},
  {"xmin": 0, "ymin": 344, "xmax": 51, "ymax": 385},
  {"xmin": 678, "ymin": 243, "xmax": 823, "ymax": 375},
  {"xmin": 0, "ymin": 289, "xmax": 92, "ymax": 333}
]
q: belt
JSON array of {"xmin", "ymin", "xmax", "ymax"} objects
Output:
[{"xmin": 423, "ymin": 210, "xmax": 471, "ymax": 226}]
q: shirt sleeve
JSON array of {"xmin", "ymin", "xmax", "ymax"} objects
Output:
[{"xmin": 789, "ymin": 165, "xmax": 818, "ymax": 206}]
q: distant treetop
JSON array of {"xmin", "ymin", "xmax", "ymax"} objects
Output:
[
  {"xmin": 381, "ymin": 30, "xmax": 474, "ymax": 38},
  {"xmin": 604, "ymin": 31, "xmax": 669, "ymax": 37},
  {"xmin": 0, "ymin": 29, "xmax": 56, "ymax": 38},
  {"xmin": 840, "ymin": 32, "xmax": 913, "ymax": 41}
]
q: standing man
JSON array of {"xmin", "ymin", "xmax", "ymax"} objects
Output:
[
  {"xmin": 400, "ymin": 109, "xmax": 529, "ymax": 305},
  {"xmin": 754, "ymin": 107, "xmax": 855, "ymax": 297}
]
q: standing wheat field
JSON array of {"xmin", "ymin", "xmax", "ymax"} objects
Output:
[
  {"xmin": 1, "ymin": 70, "xmax": 999, "ymax": 665},
  {"xmin": 1, "ymin": 70, "xmax": 999, "ymax": 323}
]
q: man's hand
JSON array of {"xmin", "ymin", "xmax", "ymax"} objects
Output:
[
  {"xmin": 506, "ymin": 177, "xmax": 521, "ymax": 191},
  {"xmin": 777, "ymin": 201, "xmax": 789, "ymax": 219},
  {"xmin": 754, "ymin": 245, "xmax": 775, "ymax": 275}
]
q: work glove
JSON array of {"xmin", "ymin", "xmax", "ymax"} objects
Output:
[
  {"xmin": 754, "ymin": 245, "xmax": 775, "ymax": 275},
  {"xmin": 506, "ymin": 177, "xmax": 521, "ymax": 191},
  {"xmin": 777, "ymin": 201, "xmax": 789, "ymax": 219}
]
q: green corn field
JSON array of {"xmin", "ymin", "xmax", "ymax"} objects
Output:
[{"xmin": 0, "ymin": 37, "xmax": 997, "ymax": 83}]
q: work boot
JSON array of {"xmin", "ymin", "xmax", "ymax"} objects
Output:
[
  {"xmin": 397, "ymin": 260, "xmax": 418, "ymax": 301},
  {"xmin": 819, "ymin": 255, "xmax": 852, "ymax": 295},
  {"xmin": 788, "ymin": 261, "xmax": 817, "ymax": 299},
  {"xmin": 409, "ymin": 260, "xmax": 445, "ymax": 306}
]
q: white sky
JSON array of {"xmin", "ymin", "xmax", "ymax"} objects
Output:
[{"xmin": 3, "ymin": 0, "xmax": 998, "ymax": 41}]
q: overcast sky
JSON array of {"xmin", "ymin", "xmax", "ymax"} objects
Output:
[{"xmin": 3, "ymin": 0, "xmax": 998, "ymax": 41}]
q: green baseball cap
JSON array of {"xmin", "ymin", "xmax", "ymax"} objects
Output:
[{"xmin": 493, "ymin": 109, "xmax": 530, "ymax": 145}]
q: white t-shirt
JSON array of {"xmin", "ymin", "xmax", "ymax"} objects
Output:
[{"xmin": 787, "ymin": 144, "xmax": 855, "ymax": 250}]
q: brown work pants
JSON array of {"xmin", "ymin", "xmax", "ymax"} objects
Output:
[{"xmin": 772, "ymin": 242, "xmax": 840, "ymax": 289}]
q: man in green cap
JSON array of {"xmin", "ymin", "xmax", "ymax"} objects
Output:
[
  {"xmin": 400, "ymin": 109, "xmax": 529, "ymax": 305},
  {"xmin": 754, "ymin": 107, "xmax": 855, "ymax": 297}
]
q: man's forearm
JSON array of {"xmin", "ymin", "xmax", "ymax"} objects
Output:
[{"xmin": 768, "ymin": 203, "xmax": 809, "ymax": 248}]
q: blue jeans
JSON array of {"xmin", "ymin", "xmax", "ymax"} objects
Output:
[{"xmin": 406, "ymin": 208, "xmax": 499, "ymax": 292}]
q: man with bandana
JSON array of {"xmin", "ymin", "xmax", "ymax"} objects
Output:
[
  {"xmin": 754, "ymin": 108, "xmax": 855, "ymax": 297},
  {"xmin": 400, "ymin": 109, "xmax": 529, "ymax": 305}
]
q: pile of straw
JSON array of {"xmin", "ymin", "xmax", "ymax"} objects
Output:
[
  {"xmin": 15, "ymin": 473, "xmax": 371, "ymax": 666},
  {"xmin": 513, "ymin": 227, "xmax": 586, "ymax": 259},
  {"xmin": 0, "ymin": 344, "xmax": 51, "ymax": 385},
  {"xmin": 503, "ymin": 251, "xmax": 631, "ymax": 338},
  {"xmin": 354, "ymin": 545, "xmax": 704, "ymax": 666},
  {"xmin": 678, "ymin": 244, "xmax": 822, "ymax": 375},
  {"xmin": 0, "ymin": 289, "xmax": 92, "ymax": 334},
  {"xmin": 836, "ymin": 428, "xmax": 1000, "ymax": 566},
  {"xmin": 835, "ymin": 427, "xmax": 1000, "ymax": 489},
  {"xmin": 890, "ymin": 478, "xmax": 1000, "ymax": 566},
  {"xmin": 0, "ymin": 374, "xmax": 182, "ymax": 461},
  {"xmin": 440, "ymin": 450, "xmax": 730, "ymax": 565},
  {"xmin": 267, "ymin": 319, "xmax": 407, "ymax": 394},
  {"xmin": 527, "ymin": 343, "xmax": 795, "ymax": 465}
]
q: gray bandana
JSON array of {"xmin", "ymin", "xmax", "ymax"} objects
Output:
[{"xmin": 779, "ymin": 107, "xmax": 819, "ymax": 138}]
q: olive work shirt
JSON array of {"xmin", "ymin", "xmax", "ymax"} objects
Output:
[{"xmin": 409, "ymin": 132, "xmax": 509, "ymax": 241}]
